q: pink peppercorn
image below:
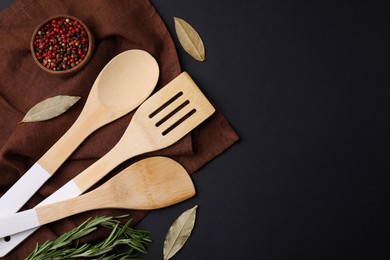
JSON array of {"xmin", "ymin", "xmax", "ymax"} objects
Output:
[{"xmin": 33, "ymin": 17, "xmax": 90, "ymax": 71}]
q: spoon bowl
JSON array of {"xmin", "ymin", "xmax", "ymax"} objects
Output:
[
  {"xmin": 97, "ymin": 50, "xmax": 158, "ymax": 110},
  {"xmin": 77, "ymin": 49, "xmax": 160, "ymax": 130}
]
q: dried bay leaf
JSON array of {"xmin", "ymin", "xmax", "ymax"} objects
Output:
[
  {"xmin": 163, "ymin": 205, "xmax": 198, "ymax": 260},
  {"xmin": 174, "ymin": 17, "xmax": 206, "ymax": 61},
  {"xmin": 21, "ymin": 95, "xmax": 80, "ymax": 123}
]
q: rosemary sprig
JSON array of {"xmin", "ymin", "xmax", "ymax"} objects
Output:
[{"xmin": 25, "ymin": 215, "xmax": 151, "ymax": 260}]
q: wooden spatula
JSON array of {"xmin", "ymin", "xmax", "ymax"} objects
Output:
[
  {"xmin": 72, "ymin": 71, "xmax": 215, "ymax": 192},
  {"xmin": 0, "ymin": 157, "xmax": 195, "ymax": 237}
]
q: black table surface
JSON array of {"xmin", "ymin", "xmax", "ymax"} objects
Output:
[{"xmin": 1, "ymin": 1, "xmax": 389, "ymax": 259}]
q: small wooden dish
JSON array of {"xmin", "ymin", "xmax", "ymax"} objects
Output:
[{"xmin": 30, "ymin": 15, "xmax": 94, "ymax": 78}]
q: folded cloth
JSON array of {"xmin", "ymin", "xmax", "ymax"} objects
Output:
[{"xmin": 0, "ymin": 0, "xmax": 239, "ymax": 257}]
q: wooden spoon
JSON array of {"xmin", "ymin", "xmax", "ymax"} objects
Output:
[
  {"xmin": 0, "ymin": 49, "xmax": 159, "ymax": 216},
  {"xmin": 0, "ymin": 157, "xmax": 195, "ymax": 237}
]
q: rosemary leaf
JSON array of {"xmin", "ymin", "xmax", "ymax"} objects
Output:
[{"xmin": 25, "ymin": 216, "xmax": 151, "ymax": 260}]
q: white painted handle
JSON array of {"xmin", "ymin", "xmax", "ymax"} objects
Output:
[
  {"xmin": 0, "ymin": 163, "xmax": 50, "ymax": 216},
  {"xmin": 0, "ymin": 180, "xmax": 82, "ymax": 256},
  {"xmin": 0, "ymin": 210, "xmax": 39, "ymax": 238},
  {"xmin": 0, "ymin": 228, "xmax": 36, "ymax": 257}
]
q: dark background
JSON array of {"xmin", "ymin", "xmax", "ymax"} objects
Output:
[{"xmin": 1, "ymin": 1, "xmax": 389, "ymax": 259}]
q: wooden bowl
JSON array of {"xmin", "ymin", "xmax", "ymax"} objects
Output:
[{"xmin": 30, "ymin": 15, "xmax": 94, "ymax": 78}]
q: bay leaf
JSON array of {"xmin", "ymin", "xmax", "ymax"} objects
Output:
[
  {"xmin": 174, "ymin": 17, "xmax": 206, "ymax": 61},
  {"xmin": 163, "ymin": 205, "xmax": 198, "ymax": 260},
  {"xmin": 21, "ymin": 95, "xmax": 81, "ymax": 123}
]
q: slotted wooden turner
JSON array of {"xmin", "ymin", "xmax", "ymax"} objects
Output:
[
  {"xmin": 0, "ymin": 71, "xmax": 215, "ymax": 256},
  {"xmin": 0, "ymin": 157, "xmax": 196, "ymax": 237},
  {"xmin": 72, "ymin": 71, "xmax": 215, "ymax": 192}
]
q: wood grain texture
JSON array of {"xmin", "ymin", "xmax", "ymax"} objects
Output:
[{"xmin": 36, "ymin": 157, "xmax": 195, "ymax": 225}]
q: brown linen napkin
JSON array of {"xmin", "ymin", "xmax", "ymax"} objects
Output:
[{"xmin": 0, "ymin": 0, "xmax": 239, "ymax": 257}]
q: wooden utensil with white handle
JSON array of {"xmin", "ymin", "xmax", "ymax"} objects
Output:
[
  {"xmin": 0, "ymin": 49, "xmax": 159, "ymax": 216},
  {"xmin": 0, "ymin": 157, "xmax": 195, "ymax": 237},
  {"xmin": 0, "ymin": 71, "xmax": 215, "ymax": 256}
]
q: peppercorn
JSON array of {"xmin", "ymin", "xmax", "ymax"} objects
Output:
[{"xmin": 33, "ymin": 17, "xmax": 90, "ymax": 71}]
